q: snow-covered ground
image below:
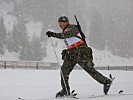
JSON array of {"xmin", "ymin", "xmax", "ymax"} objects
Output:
[{"xmin": 0, "ymin": 69, "xmax": 133, "ymax": 100}]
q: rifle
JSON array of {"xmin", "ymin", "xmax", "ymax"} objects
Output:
[{"xmin": 74, "ymin": 15, "xmax": 88, "ymax": 46}]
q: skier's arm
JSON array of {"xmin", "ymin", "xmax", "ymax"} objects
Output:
[
  {"xmin": 46, "ymin": 25, "xmax": 78, "ymax": 39},
  {"xmin": 46, "ymin": 31, "xmax": 64, "ymax": 39}
]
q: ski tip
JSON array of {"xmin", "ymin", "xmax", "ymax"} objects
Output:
[
  {"xmin": 119, "ymin": 90, "xmax": 124, "ymax": 94},
  {"xmin": 73, "ymin": 93, "xmax": 78, "ymax": 96},
  {"xmin": 109, "ymin": 74, "xmax": 115, "ymax": 81},
  {"xmin": 109, "ymin": 74, "xmax": 112, "ymax": 78},
  {"xmin": 18, "ymin": 97, "xmax": 24, "ymax": 100},
  {"xmin": 71, "ymin": 90, "xmax": 75, "ymax": 94}
]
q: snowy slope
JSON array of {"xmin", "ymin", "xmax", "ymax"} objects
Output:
[
  {"xmin": 0, "ymin": 49, "xmax": 19, "ymax": 61},
  {"xmin": 93, "ymin": 49, "xmax": 133, "ymax": 66},
  {"xmin": 0, "ymin": 69, "xmax": 133, "ymax": 100},
  {"xmin": 43, "ymin": 39, "xmax": 133, "ymax": 66},
  {"xmin": 0, "ymin": 40, "xmax": 133, "ymax": 66}
]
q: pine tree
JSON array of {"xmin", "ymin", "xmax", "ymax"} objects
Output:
[
  {"xmin": 0, "ymin": 14, "xmax": 6, "ymax": 54},
  {"xmin": 11, "ymin": 24, "xmax": 20, "ymax": 52},
  {"xmin": 5, "ymin": 31, "xmax": 14, "ymax": 52},
  {"xmin": 30, "ymin": 33, "xmax": 43, "ymax": 61},
  {"xmin": 40, "ymin": 24, "xmax": 47, "ymax": 58},
  {"xmin": 18, "ymin": 22, "xmax": 30, "ymax": 61}
]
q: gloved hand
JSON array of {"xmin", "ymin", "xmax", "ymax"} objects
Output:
[{"xmin": 46, "ymin": 31, "xmax": 54, "ymax": 37}]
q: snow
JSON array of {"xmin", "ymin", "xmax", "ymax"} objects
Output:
[
  {"xmin": 1, "ymin": 43, "xmax": 133, "ymax": 66},
  {"xmin": 0, "ymin": 50, "xmax": 19, "ymax": 61},
  {"xmin": 26, "ymin": 21, "xmax": 43, "ymax": 41},
  {"xmin": 0, "ymin": 69, "xmax": 133, "ymax": 100},
  {"xmin": 92, "ymin": 49, "xmax": 133, "ymax": 66}
]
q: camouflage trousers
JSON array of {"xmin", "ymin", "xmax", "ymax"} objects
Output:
[{"xmin": 60, "ymin": 46, "xmax": 111, "ymax": 91}]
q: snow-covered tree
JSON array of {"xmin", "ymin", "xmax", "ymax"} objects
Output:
[
  {"xmin": 5, "ymin": 31, "xmax": 14, "ymax": 52},
  {"xmin": 40, "ymin": 24, "xmax": 47, "ymax": 58},
  {"xmin": 18, "ymin": 22, "xmax": 30, "ymax": 61},
  {"xmin": 29, "ymin": 33, "xmax": 43, "ymax": 61},
  {"xmin": 10, "ymin": 24, "xmax": 20, "ymax": 52},
  {"xmin": 0, "ymin": 15, "xmax": 6, "ymax": 54}
]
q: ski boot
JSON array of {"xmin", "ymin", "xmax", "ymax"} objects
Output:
[
  {"xmin": 56, "ymin": 89, "xmax": 70, "ymax": 98},
  {"xmin": 103, "ymin": 74, "xmax": 115, "ymax": 95}
]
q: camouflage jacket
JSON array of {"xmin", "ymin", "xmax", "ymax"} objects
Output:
[
  {"xmin": 53, "ymin": 24, "xmax": 78, "ymax": 39},
  {"xmin": 51, "ymin": 24, "xmax": 93, "ymax": 61}
]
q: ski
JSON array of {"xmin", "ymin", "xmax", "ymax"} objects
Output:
[
  {"xmin": 18, "ymin": 98, "xmax": 24, "ymax": 100},
  {"xmin": 70, "ymin": 90, "xmax": 79, "ymax": 99},
  {"xmin": 18, "ymin": 97, "xmax": 59, "ymax": 100},
  {"xmin": 56, "ymin": 96, "xmax": 79, "ymax": 100},
  {"xmin": 87, "ymin": 92, "xmax": 133, "ymax": 99},
  {"xmin": 78, "ymin": 90, "xmax": 133, "ymax": 99},
  {"xmin": 18, "ymin": 90, "xmax": 133, "ymax": 100},
  {"xmin": 18, "ymin": 90, "xmax": 78, "ymax": 100},
  {"xmin": 55, "ymin": 90, "xmax": 78, "ymax": 99},
  {"xmin": 18, "ymin": 97, "xmax": 78, "ymax": 100},
  {"xmin": 56, "ymin": 90, "xmax": 79, "ymax": 99}
]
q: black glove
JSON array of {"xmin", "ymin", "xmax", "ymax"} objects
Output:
[{"xmin": 46, "ymin": 31, "xmax": 55, "ymax": 37}]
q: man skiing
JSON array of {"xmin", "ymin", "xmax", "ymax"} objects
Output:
[{"xmin": 46, "ymin": 16, "xmax": 112, "ymax": 97}]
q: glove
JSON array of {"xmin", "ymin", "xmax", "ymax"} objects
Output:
[{"xmin": 46, "ymin": 31, "xmax": 55, "ymax": 37}]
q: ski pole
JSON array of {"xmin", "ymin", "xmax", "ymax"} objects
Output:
[
  {"xmin": 50, "ymin": 37, "xmax": 60, "ymax": 68},
  {"xmin": 50, "ymin": 37, "xmax": 69, "ymax": 97}
]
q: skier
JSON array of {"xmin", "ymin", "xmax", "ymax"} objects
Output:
[{"xmin": 46, "ymin": 16, "xmax": 112, "ymax": 97}]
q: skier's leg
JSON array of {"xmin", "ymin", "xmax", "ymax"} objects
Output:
[
  {"xmin": 78, "ymin": 46, "xmax": 113, "ymax": 94},
  {"xmin": 56, "ymin": 59, "xmax": 76, "ymax": 97},
  {"xmin": 78, "ymin": 60, "xmax": 111, "ymax": 85},
  {"xmin": 61, "ymin": 60, "xmax": 76, "ymax": 93},
  {"xmin": 78, "ymin": 46, "xmax": 111, "ymax": 85}
]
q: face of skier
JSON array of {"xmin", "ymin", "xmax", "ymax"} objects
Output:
[{"xmin": 58, "ymin": 22, "xmax": 69, "ymax": 30}]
